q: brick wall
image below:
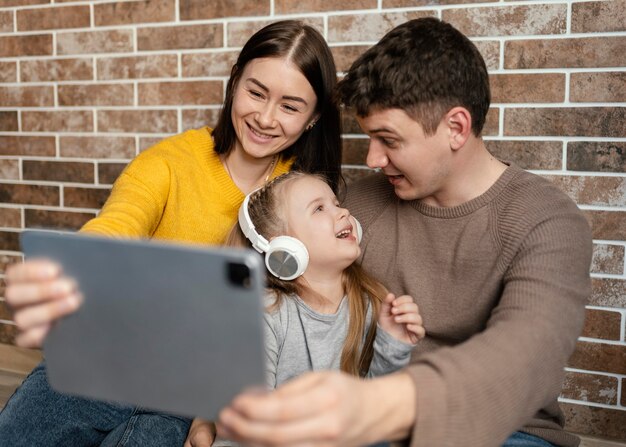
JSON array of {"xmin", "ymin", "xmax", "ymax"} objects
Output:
[{"xmin": 0, "ymin": 0, "xmax": 624, "ymax": 440}]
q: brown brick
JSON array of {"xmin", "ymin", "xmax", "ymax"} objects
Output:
[
  {"xmin": 0, "ymin": 160, "xmax": 19, "ymax": 181},
  {"xmin": 0, "ymin": 10, "xmax": 12, "ymax": 33},
  {"xmin": 342, "ymin": 112, "xmax": 362, "ymax": 135},
  {"xmin": 138, "ymin": 137, "xmax": 165, "ymax": 152},
  {"xmin": 0, "ymin": 61, "xmax": 17, "ymax": 83},
  {"xmin": 0, "ymin": 86, "xmax": 54, "ymax": 107},
  {"xmin": 572, "ymin": 0, "xmax": 626, "ymax": 33},
  {"xmin": 227, "ymin": 18, "xmax": 323, "ymax": 48},
  {"xmin": 60, "ymin": 136, "xmax": 135, "ymax": 159},
  {"xmin": 94, "ymin": 0, "xmax": 174, "ymax": 26},
  {"xmin": 590, "ymin": 278, "xmax": 626, "ymax": 308},
  {"xmin": 482, "ymin": 108, "xmax": 499, "ymax": 137},
  {"xmin": 0, "ymin": 208, "xmax": 21, "ymax": 228},
  {"xmin": 22, "ymin": 111, "xmax": 93, "ymax": 133},
  {"xmin": 473, "ymin": 41, "xmax": 500, "ymax": 71},
  {"xmin": 490, "ymin": 73, "xmax": 565, "ymax": 103},
  {"xmin": 25, "ymin": 209, "xmax": 94, "ymax": 231},
  {"xmin": 570, "ymin": 72, "xmax": 626, "ymax": 103},
  {"xmin": 562, "ymin": 403, "xmax": 626, "ymax": 440},
  {"xmin": 0, "ymin": 231, "xmax": 19, "ymax": 252},
  {"xmin": 567, "ymin": 142, "xmax": 625, "ymax": 173},
  {"xmin": 0, "ymin": 136, "xmax": 55, "ymax": 156},
  {"xmin": 275, "ymin": 0, "xmax": 375, "ymax": 14},
  {"xmin": 21, "ymin": 58, "xmax": 92, "ymax": 82},
  {"xmin": 0, "ymin": 254, "xmax": 22, "ymax": 273},
  {"xmin": 138, "ymin": 81, "xmax": 222, "ymax": 106},
  {"xmin": 504, "ymin": 107, "xmax": 625, "ymax": 138},
  {"xmin": 181, "ymin": 109, "xmax": 220, "ymax": 131},
  {"xmin": 0, "ymin": 184, "xmax": 59, "ymax": 206},
  {"xmin": 98, "ymin": 163, "xmax": 127, "ymax": 185},
  {"xmin": 505, "ymin": 36, "xmax": 626, "ymax": 69},
  {"xmin": 17, "ymin": 5, "xmax": 90, "ymax": 31},
  {"xmin": 544, "ymin": 175, "xmax": 626, "ymax": 207},
  {"xmin": 58, "ymin": 83, "xmax": 134, "ymax": 107},
  {"xmin": 581, "ymin": 309, "xmax": 622, "ymax": 341},
  {"xmin": 331, "ymin": 45, "xmax": 369, "ymax": 73},
  {"xmin": 561, "ymin": 371, "xmax": 618, "ymax": 405},
  {"xmin": 591, "ymin": 244, "xmax": 625, "ymax": 275},
  {"xmin": 444, "ymin": 4, "xmax": 566, "ymax": 37},
  {"xmin": 182, "ymin": 52, "xmax": 238, "ymax": 78},
  {"xmin": 568, "ymin": 341, "xmax": 626, "ymax": 375},
  {"xmin": 0, "ymin": 35, "xmax": 52, "ymax": 57},
  {"xmin": 97, "ymin": 110, "xmax": 177, "ymax": 134},
  {"xmin": 138, "ymin": 24, "xmax": 223, "ymax": 51},
  {"xmin": 180, "ymin": 0, "xmax": 268, "ymax": 21},
  {"xmin": 583, "ymin": 210, "xmax": 626, "ymax": 240},
  {"xmin": 328, "ymin": 11, "xmax": 435, "ymax": 43},
  {"xmin": 0, "ymin": 322, "xmax": 17, "ymax": 344},
  {"xmin": 23, "ymin": 160, "xmax": 94, "ymax": 183},
  {"xmin": 0, "ymin": 0, "xmax": 49, "ymax": 6},
  {"xmin": 0, "ymin": 112, "xmax": 18, "ymax": 132},
  {"xmin": 64, "ymin": 186, "xmax": 111, "ymax": 209},
  {"xmin": 485, "ymin": 141, "xmax": 562, "ymax": 170},
  {"xmin": 342, "ymin": 167, "xmax": 375, "ymax": 185},
  {"xmin": 0, "ymin": 300, "xmax": 11, "ymax": 320},
  {"xmin": 384, "ymin": 0, "xmax": 488, "ymax": 6},
  {"xmin": 342, "ymin": 138, "xmax": 368, "ymax": 165},
  {"xmin": 57, "ymin": 30, "xmax": 133, "ymax": 55},
  {"xmin": 97, "ymin": 55, "xmax": 177, "ymax": 80}
]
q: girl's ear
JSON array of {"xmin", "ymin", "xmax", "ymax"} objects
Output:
[{"xmin": 445, "ymin": 107, "xmax": 472, "ymax": 151}]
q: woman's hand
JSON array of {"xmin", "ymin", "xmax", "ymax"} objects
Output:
[
  {"xmin": 378, "ymin": 293, "xmax": 425, "ymax": 345},
  {"xmin": 5, "ymin": 259, "xmax": 82, "ymax": 348}
]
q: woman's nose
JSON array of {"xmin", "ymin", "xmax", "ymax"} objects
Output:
[{"xmin": 256, "ymin": 104, "xmax": 276, "ymax": 128}]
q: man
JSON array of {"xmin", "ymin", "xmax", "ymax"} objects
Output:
[{"xmin": 216, "ymin": 17, "xmax": 592, "ymax": 447}]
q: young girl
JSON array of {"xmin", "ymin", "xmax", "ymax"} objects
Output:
[{"xmin": 186, "ymin": 171, "xmax": 425, "ymax": 445}]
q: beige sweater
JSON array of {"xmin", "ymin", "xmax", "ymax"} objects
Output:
[{"xmin": 344, "ymin": 164, "xmax": 592, "ymax": 447}]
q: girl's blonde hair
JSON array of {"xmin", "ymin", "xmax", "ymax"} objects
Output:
[{"xmin": 226, "ymin": 171, "xmax": 386, "ymax": 376}]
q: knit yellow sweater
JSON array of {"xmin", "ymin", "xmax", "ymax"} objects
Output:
[{"xmin": 81, "ymin": 127, "xmax": 293, "ymax": 245}]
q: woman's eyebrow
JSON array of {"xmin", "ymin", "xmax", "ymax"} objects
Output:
[{"xmin": 247, "ymin": 78, "xmax": 308, "ymax": 105}]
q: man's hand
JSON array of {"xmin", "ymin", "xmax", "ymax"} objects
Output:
[
  {"xmin": 184, "ymin": 418, "xmax": 216, "ymax": 447},
  {"xmin": 217, "ymin": 370, "xmax": 416, "ymax": 447}
]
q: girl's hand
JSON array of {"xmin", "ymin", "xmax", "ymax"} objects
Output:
[
  {"xmin": 5, "ymin": 259, "xmax": 82, "ymax": 348},
  {"xmin": 184, "ymin": 418, "xmax": 216, "ymax": 447},
  {"xmin": 377, "ymin": 293, "xmax": 425, "ymax": 345}
]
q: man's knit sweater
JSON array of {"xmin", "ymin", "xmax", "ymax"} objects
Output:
[
  {"xmin": 344, "ymin": 164, "xmax": 592, "ymax": 447},
  {"xmin": 81, "ymin": 127, "xmax": 293, "ymax": 244}
]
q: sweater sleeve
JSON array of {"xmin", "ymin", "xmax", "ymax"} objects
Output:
[
  {"xmin": 80, "ymin": 150, "xmax": 171, "ymax": 238},
  {"xmin": 405, "ymin": 203, "xmax": 592, "ymax": 446},
  {"xmin": 367, "ymin": 325, "xmax": 413, "ymax": 378}
]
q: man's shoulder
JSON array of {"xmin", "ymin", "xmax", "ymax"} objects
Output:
[{"xmin": 344, "ymin": 172, "xmax": 396, "ymax": 216}]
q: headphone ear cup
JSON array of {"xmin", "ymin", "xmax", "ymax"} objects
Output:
[
  {"xmin": 354, "ymin": 218, "xmax": 363, "ymax": 244},
  {"xmin": 265, "ymin": 236, "xmax": 309, "ymax": 281}
]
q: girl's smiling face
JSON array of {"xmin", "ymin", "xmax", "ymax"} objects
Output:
[{"xmin": 279, "ymin": 176, "xmax": 361, "ymax": 275}]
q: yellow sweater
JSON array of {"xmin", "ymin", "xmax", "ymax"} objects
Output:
[{"xmin": 81, "ymin": 127, "xmax": 293, "ymax": 245}]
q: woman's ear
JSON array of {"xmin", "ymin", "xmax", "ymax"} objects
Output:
[
  {"xmin": 305, "ymin": 114, "xmax": 321, "ymax": 131},
  {"xmin": 445, "ymin": 107, "xmax": 472, "ymax": 150}
]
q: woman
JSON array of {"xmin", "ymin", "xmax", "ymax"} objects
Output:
[{"xmin": 0, "ymin": 20, "xmax": 342, "ymax": 446}]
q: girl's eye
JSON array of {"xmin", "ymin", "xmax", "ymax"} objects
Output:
[{"xmin": 315, "ymin": 205, "xmax": 323, "ymax": 212}]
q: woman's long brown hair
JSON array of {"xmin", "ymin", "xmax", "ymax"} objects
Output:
[{"xmin": 226, "ymin": 172, "xmax": 385, "ymax": 376}]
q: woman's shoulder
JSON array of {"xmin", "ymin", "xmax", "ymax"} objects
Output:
[{"xmin": 141, "ymin": 127, "xmax": 215, "ymax": 159}]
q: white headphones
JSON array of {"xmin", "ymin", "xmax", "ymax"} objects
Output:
[{"xmin": 238, "ymin": 191, "xmax": 363, "ymax": 281}]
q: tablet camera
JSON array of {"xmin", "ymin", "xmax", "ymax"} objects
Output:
[{"xmin": 227, "ymin": 261, "xmax": 252, "ymax": 289}]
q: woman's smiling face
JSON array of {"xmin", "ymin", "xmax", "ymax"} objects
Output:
[{"xmin": 231, "ymin": 57, "xmax": 319, "ymax": 162}]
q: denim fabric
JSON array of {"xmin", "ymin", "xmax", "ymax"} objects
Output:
[
  {"xmin": 0, "ymin": 362, "xmax": 191, "ymax": 447},
  {"xmin": 503, "ymin": 431, "xmax": 556, "ymax": 447}
]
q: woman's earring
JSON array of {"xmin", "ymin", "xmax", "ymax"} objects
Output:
[{"xmin": 306, "ymin": 121, "xmax": 317, "ymax": 131}]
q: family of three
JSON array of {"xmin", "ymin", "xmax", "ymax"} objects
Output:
[{"xmin": 0, "ymin": 16, "xmax": 591, "ymax": 447}]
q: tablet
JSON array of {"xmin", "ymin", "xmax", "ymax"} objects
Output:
[{"xmin": 20, "ymin": 230, "xmax": 267, "ymax": 420}]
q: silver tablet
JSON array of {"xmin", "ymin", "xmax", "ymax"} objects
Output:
[{"xmin": 21, "ymin": 230, "xmax": 266, "ymax": 420}]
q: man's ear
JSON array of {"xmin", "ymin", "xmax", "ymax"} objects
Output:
[{"xmin": 445, "ymin": 107, "xmax": 472, "ymax": 150}]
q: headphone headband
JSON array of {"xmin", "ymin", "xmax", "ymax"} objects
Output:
[{"xmin": 238, "ymin": 192, "xmax": 269, "ymax": 254}]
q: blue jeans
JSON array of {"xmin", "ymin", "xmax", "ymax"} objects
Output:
[
  {"xmin": 503, "ymin": 431, "xmax": 556, "ymax": 447},
  {"xmin": 0, "ymin": 362, "xmax": 191, "ymax": 446}
]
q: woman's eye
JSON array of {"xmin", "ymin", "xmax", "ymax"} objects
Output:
[
  {"xmin": 249, "ymin": 90, "xmax": 263, "ymax": 99},
  {"xmin": 282, "ymin": 104, "xmax": 298, "ymax": 112}
]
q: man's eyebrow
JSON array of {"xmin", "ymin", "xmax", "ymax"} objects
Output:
[
  {"xmin": 247, "ymin": 78, "xmax": 308, "ymax": 105},
  {"xmin": 369, "ymin": 127, "xmax": 396, "ymax": 134}
]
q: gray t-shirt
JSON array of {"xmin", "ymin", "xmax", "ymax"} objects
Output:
[{"xmin": 264, "ymin": 293, "xmax": 414, "ymax": 388}]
